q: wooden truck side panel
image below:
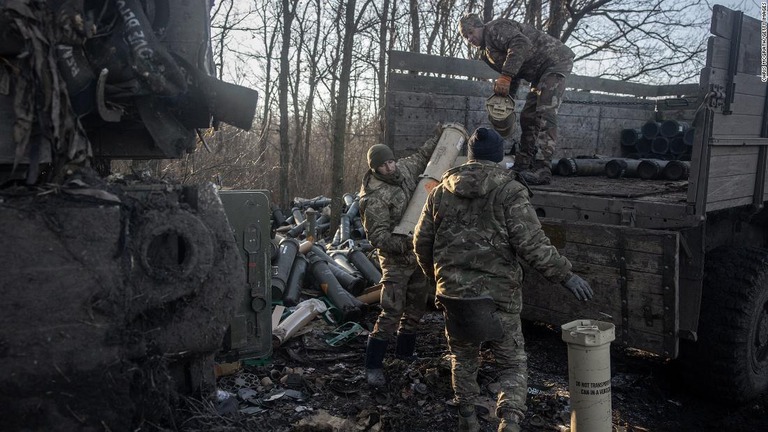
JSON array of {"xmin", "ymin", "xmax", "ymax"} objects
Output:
[
  {"xmin": 690, "ymin": 5, "xmax": 768, "ymax": 215},
  {"xmin": 386, "ymin": 51, "xmax": 698, "ymax": 160},
  {"xmin": 522, "ymin": 220, "xmax": 679, "ymax": 357}
]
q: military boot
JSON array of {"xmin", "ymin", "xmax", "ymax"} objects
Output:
[
  {"xmin": 365, "ymin": 337, "xmax": 388, "ymax": 387},
  {"xmin": 458, "ymin": 403, "xmax": 480, "ymax": 432},
  {"xmin": 395, "ymin": 332, "xmax": 417, "ymax": 360},
  {"xmin": 511, "ymin": 154, "xmax": 530, "ymax": 172},
  {"xmin": 497, "ymin": 413, "xmax": 522, "ymax": 432},
  {"xmin": 519, "ymin": 160, "xmax": 552, "ymax": 185}
]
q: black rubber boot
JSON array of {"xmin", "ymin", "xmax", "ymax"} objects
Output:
[
  {"xmin": 395, "ymin": 332, "xmax": 417, "ymax": 360},
  {"xmin": 365, "ymin": 337, "xmax": 388, "ymax": 387},
  {"xmin": 458, "ymin": 403, "xmax": 480, "ymax": 432}
]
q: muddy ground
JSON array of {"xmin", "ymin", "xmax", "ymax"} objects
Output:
[{"xmin": 179, "ymin": 307, "xmax": 768, "ymax": 432}]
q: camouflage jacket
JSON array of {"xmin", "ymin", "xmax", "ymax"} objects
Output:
[
  {"xmin": 481, "ymin": 18, "xmax": 574, "ymax": 84},
  {"xmin": 359, "ymin": 136, "xmax": 438, "ymax": 278},
  {"xmin": 413, "ymin": 161, "xmax": 572, "ymax": 312}
]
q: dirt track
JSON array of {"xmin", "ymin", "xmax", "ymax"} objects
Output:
[{"xmin": 184, "ymin": 308, "xmax": 768, "ymax": 432}]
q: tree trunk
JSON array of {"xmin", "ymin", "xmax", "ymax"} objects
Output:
[
  {"xmin": 409, "ymin": 0, "xmax": 419, "ymax": 52},
  {"xmin": 525, "ymin": 0, "xmax": 542, "ymax": 29},
  {"xmin": 278, "ymin": 0, "xmax": 295, "ymax": 208},
  {"xmin": 291, "ymin": 5, "xmax": 308, "ymax": 179},
  {"xmin": 482, "ymin": 0, "xmax": 493, "ymax": 23},
  {"xmin": 331, "ymin": 0, "xmax": 357, "ymax": 234},
  {"xmin": 548, "ymin": 0, "xmax": 565, "ymax": 39},
  {"xmin": 377, "ymin": 0, "xmax": 390, "ymax": 142},
  {"xmin": 303, "ymin": 0, "xmax": 323, "ymax": 168}
]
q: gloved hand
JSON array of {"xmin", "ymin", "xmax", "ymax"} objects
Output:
[
  {"xmin": 563, "ymin": 274, "xmax": 593, "ymax": 301},
  {"xmin": 396, "ymin": 233, "xmax": 414, "ymax": 255},
  {"xmin": 433, "ymin": 121, "xmax": 445, "ymax": 138},
  {"xmin": 494, "ymin": 75, "xmax": 512, "ymax": 96}
]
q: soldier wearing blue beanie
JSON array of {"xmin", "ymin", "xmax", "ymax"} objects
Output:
[{"xmin": 467, "ymin": 127, "xmax": 504, "ymax": 163}]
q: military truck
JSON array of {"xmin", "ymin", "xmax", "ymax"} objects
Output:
[
  {"xmin": 0, "ymin": 1, "xmax": 265, "ymax": 430},
  {"xmin": 385, "ymin": 5, "xmax": 768, "ymax": 403}
]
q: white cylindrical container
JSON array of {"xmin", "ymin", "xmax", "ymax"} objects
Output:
[
  {"xmin": 393, "ymin": 123, "xmax": 467, "ymax": 236},
  {"xmin": 561, "ymin": 319, "xmax": 616, "ymax": 432}
]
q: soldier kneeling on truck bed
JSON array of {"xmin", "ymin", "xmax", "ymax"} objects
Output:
[{"xmin": 459, "ymin": 13, "xmax": 575, "ymax": 185}]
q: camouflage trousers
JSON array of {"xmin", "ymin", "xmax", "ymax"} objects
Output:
[
  {"xmin": 370, "ymin": 265, "xmax": 434, "ymax": 341},
  {"xmin": 446, "ymin": 309, "xmax": 528, "ymax": 420},
  {"xmin": 517, "ymin": 66, "xmax": 571, "ymax": 170}
]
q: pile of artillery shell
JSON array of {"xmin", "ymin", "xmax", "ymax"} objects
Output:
[{"xmin": 271, "ymin": 194, "xmax": 381, "ymax": 323}]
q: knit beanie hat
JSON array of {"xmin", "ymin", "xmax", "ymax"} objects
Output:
[
  {"xmin": 467, "ymin": 127, "xmax": 504, "ymax": 162},
  {"xmin": 459, "ymin": 13, "xmax": 484, "ymax": 35},
  {"xmin": 367, "ymin": 144, "xmax": 395, "ymax": 170}
]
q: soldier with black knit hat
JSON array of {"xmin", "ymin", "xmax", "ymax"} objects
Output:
[
  {"xmin": 358, "ymin": 132, "xmax": 441, "ymax": 387},
  {"xmin": 459, "ymin": 13, "xmax": 575, "ymax": 185},
  {"xmin": 413, "ymin": 127, "xmax": 594, "ymax": 432}
]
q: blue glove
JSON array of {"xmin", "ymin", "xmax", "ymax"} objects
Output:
[{"xmin": 564, "ymin": 274, "xmax": 593, "ymax": 301}]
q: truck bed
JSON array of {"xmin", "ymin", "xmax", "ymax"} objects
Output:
[{"xmin": 535, "ymin": 175, "xmax": 688, "ymax": 204}]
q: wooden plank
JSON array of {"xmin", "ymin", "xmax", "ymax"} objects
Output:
[
  {"xmin": 707, "ymin": 173, "xmax": 756, "ymax": 206},
  {"xmin": 563, "ymin": 91, "xmax": 659, "ymax": 107},
  {"xmin": 710, "ymin": 137, "xmax": 768, "ymax": 146},
  {"xmin": 710, "ymin": 5, "xmax": 764, "ymax": 45},
  {"xmin": 711, "ymin": 4, "xmax": 763, "ymax": 38},
  {"xmin": 707, "ymin": 145, "xmax": 760, "ymax": 178},
  {"xmin": 559, "ymin": 242, "xmax": 665, "ymax": 274},
  {"xmin": 597, "ymin": 106, "xmax": 655, "ymax": 121},
  {"xmin": 559, "ymin": 115, "xmax": 601, "ymax": 131},
  {"xmin": 566, "ymin": 75, "xmax": 658, "ymax": 97},
  {"xmin": 709, "ymin": 93, "xmax": 768, "ymax": 120},
  {"xmin": 388, "ymin": 50, "xmax": 696, "ymax": 98},
  {"xmin": 536, "ymin": 196, "xmax": 693, "ymax": 229},
  {"xmin": 389, "ymin": 50, "xmax": 497, "ymax": 79},
  {"xmin": 707, "ymin": 196, "xmax": 754, "ymax": 212},
  {"xmin": 540, "ymin": 220, "xmax": 674, "ymax": 254},
  {"xmin": 389, "ymin": 92, "xmax": 486, "ymax": 111},
  {"xmin": 389, "ymin": 74, "xmax": 490, "ymax": 97},
  {"xmin": 706, "ymin": 68, "xmax": 768, "ymax": 98},
  {"xmin": 654, "ymin": 84, "xmax": 701, "ymax": 97},
  {"xmin": 711, "ymin": 113, "xmax": 765, "ymax": 136},
  {"xmin": 391, "ymin": 106, "xmax": 482, "ymax": 125},
  {"xmin": 706, "ymin": 35, "xmax": 762, "ymax": 75}
]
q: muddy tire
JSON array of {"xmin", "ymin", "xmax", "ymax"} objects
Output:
[{"xmin": 681, "ymin": 246, "xmax": 768, "ymax": 403}]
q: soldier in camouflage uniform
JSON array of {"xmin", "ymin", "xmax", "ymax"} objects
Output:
[
  {"xmin": 459, "ymin": 13, "xmax": 575, "ymax": 185},
  {"xmin": 359, "ymin": 134, "xmax": 439, "ymax": 387},
  {"xmin": 413, "ymin": 128, "xmax": 593, "ymax": 432}
]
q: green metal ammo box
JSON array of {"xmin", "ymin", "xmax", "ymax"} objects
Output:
[{"xmin": 218, "ymin": 190, "xmax": 273, "ymax": 360}]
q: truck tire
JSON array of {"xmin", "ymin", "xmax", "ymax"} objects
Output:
[{"xmin": 682, "ymin": 246, "xmax": 768, "ymax": 403}]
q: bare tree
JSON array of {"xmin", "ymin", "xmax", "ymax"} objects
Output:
[
  {"xmin": 301, "ymin": 0, "xmax": 327, "ymax": 174},
  {"xmin": 172, "ymin": 0, "xmax": 717, "ymax": 212},
  {"xmin": 376, "ymin": 0, "xmax": 391, "ymax": 141},
  {"xmin": 330, "ymin": 0, "xmax": 374, "ymax": 231},
  {"xmin": 409, "ymin": 0, "xmax": 420, "ymax": 52},
  {"xmin": 278, "ymin": 0, "xmax": 299, "ymax": 208}
]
